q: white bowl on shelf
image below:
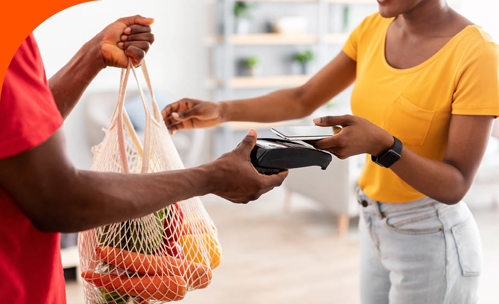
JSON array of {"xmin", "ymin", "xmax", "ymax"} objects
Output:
[{"xmin": 272, "ymin": 17, "xmax": 308, "ymax": 34}]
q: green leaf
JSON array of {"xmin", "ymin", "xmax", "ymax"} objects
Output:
[{"xmin": 294, "ymin": 50, "xmax": 314, "ymax": 63}]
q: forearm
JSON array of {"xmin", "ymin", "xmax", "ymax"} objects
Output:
[
  {"xmin": 220, "ymin": 87, "xmax": 314, "ymax": 123},
  {"xmin": 220, "ymin": 52, "xmax": 356, "ymax": 123},
  {"xmin": 390, "ymin": 148, "xmax": 473, "ymax": 204},
  {"xmin": 36, "ymin": 165, "xmax": 213, "ymax": 232},
  {"xmin": 49, "ymin": 37, "xmax": 105, "ymax": 118}
]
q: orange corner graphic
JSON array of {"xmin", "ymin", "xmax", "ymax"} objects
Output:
[{"xmin": 0, "ymin": 0, "xmax": 97, "ymax": 97}]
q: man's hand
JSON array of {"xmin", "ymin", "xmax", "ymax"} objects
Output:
[
  {"xmin": 50, "ymin": 15, "xmax": 155, "ymax": 118},
  {"xmin": 205, "ymin": 129, "xmax": 288, "ymax": 204},
  {"xmin": 162, "ymin": 98, "xmax": 224, "ymax": 134},
  {"xmin": 95, "ymin": 15, "xmax": 155, "ymax": 68}
]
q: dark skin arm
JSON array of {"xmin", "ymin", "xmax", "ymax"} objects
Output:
[
  {"xmin": 161, "ymin": 51, "xmax": 356, "ymax": 132},
  {"xmin": 49, "ymin": 15, "xmax": 155, "ymax": 118},
  {"xmin": 312, "ymin": 114, "xmax": 494, "ymax": 204},
  {"xmin": 0, "ymin": 129, "xmax": 287, "ymax": 233},
  {"xmin": 162, "ymin": 49, "xmax": 493, "ymax": 205}
]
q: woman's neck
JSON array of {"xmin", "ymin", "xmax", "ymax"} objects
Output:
[{"xmin": 396, "ymin": 0, "xmax": 454, "ymax": 37}]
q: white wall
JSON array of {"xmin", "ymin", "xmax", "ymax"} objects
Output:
[
  {"xmin": 35, "ymin": 0, "xmax": 210, "ymax": 98},
  {"xmin": 34, "ymin": 0, "xmax": 211, "ymax": 168},
  {"xmin": 452, "ymin": 0, "xmax": 499, "ymax": 41}
]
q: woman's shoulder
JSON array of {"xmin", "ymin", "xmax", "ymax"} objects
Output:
[
  {"xmin": 466, "ymin": 26, "xmax": 497, "ymax": 46},
  {"xmin": 455, "ymin": 25, "xmax": 498, "ymax": 61}
]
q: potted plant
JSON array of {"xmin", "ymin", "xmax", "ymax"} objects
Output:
[
  {"xmin": 233, "ymin": 2, "xmax": 254, "ymax": 34},
  {"xmin": 241, "ymin": 56, "xmax": 260, "ymax": 77},
  {"xmin": 293, "ymin": 50, "xmax": 314, "ymax": 75}
]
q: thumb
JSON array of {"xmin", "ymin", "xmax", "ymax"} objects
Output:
[
  {"xmin": 236, "ymin": 129, "xmax": 257, "ymax": 155},
  {"xmin": 313, "ymin": 115, "xmax": 352, "ymax": 127},
  {"xmin": 119, "ymin": 15, "xmax": 154, "ymax": 26}
]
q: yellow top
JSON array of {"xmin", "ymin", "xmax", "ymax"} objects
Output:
[{"xmin": 342, "ymin": 13, "xmax": 499, "ymax": 203}]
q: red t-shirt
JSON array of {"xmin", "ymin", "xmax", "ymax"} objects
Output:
[{"xmin": 0, "ymin": 34, "xmax": 66, "ymax": 303}]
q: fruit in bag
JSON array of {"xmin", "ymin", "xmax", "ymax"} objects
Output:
[{"xmin": 179, "ymin": 233, "xmax": 222, "ymax": 269}]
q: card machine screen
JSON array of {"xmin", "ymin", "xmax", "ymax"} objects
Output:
[{"xmin": 255, "ymin": 139, "xmax": 306, "ymax": 149}]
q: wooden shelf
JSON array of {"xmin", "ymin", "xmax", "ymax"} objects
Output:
[
  {"xmin": 235, "ymin": 0, "xmax": 374, "ymax": 3},
  {"xmin": 236, "ymin": 0, "xmax": 317, "ymax": 2},
  {"xmin": 223, "ymin": 75, "xmax": 310, "ymax": 88},
  {"xmin": 225, "ymin": 33, "xmax": 318, "ymax": 45},
  {"xmin": 328, "ymin": 0, "xmax": 375, "ymax": 3},
  {"xmin": 218, "ymin": 33, "xmax": 348, "ymax": 45}
]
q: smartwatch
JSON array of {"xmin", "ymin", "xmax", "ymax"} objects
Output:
[{"xmin": 371, "ymin": 136, "xmax": 403, "ymax": 168}]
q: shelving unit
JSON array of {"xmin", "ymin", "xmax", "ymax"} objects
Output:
[
  {"xmin": 230, "ymin": 75, "xmax": 310, "ymax": 88},
  {"xmin": 212, "ymin": 0, "xmax": 376, "ymax": 96},
  {"xmin": 234, "ymin": 0, "xmax": 374, "ymax": 3},
  {"xmin": 226, "ymin": 33, "xmax": 318, "ymax": 45}
]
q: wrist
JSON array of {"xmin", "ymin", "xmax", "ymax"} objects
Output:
[
  {"xmin": 85, "ymin": 35, "xmax": 107, "ymax": 71},
  {"xmin": 218, "ymin": 102, "xmax": 230, "ymax": 123},
  {"xmin": 372, "ymin": 131, "xmax": 395, "ymax": 157},
  {"xmin": 195, "ymin": 163, "xmax": 218, "ymax": 195},
  {"xmin": 371, "ymin": 136, "xmax": 403, "ymax": 168}
]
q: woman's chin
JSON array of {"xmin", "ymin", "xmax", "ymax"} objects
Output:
[{"xmin": 378, "ymin": 6, "xmax": 398, "ymax": 18}]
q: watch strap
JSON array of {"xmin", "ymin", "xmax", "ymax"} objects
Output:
[{"xmin": 371, "ymin": 136, "xmax": 403, "ymax": 168}]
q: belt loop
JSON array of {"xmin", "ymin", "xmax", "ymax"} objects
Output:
[{"xmin": 375, "ymin": 201, "xmax": 386, "ymax": 219}]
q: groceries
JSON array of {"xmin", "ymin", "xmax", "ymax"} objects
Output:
[
  {"xmin": 79, "ymin": 62, "xmax": 222, "ymax": 304},
  {"xmin": 82, "ymin": 271, "xmax": 186, "ymax": 302},
  {"xmin": 82, "ymin": 225, "xmax": 219, "ymax": 302}
]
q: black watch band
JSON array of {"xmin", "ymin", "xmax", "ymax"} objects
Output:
[{"xmin": 371, "ymin": 136, "xmax": 403, "ymax": 168}]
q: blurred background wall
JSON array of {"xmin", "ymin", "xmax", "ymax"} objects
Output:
[{"xmin": 32, "ymin": 2, "xmax": 499, "ymax": 301}]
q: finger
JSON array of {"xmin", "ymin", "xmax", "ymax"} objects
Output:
[
  {"xmin": 121, "ymin": 33, "xmax": 155, "ymax": 44},
  {"xmin": 124, "ymin": 45, "xmax": 147, "ymax": 66},
  {"xmin": 123, "ymin": 24, "xmax": 152, "ymax": 35},
  {"xmin": 118, "ymin": 15, "xmax": 154, "ymax": 27},
  {"xmin": 313, "ymin": 115, "xmax": 353, "ymax": 127},
  {"xmin": 177, "ymin": 106, "xmax": 205, "ymax": 120},
  {"xmin": 120, "ymin": 41, "xmax": 151, "ymax": 53},
  {"xmin": 162, "ymin": 107, "xmax": 172, "ymax": 120},
  {"xmin": 168, "ymin": 124, "xmax": 181, "ymax": 134},
  {"xmin": 164, "ymin": 114, "xmax": 181, "ymax": 127},
  {"xmin": 264, "ymin": 170, "xmax": 288, "ymax": 187},
  {"xmin": 162, "ymin": 102, "xmax": 182, "ymax": 119},
  {"xmin": 235, "ymin": 129, "xmax": 257, "ymax": 156},
  {"xmin": 310, "ymin": 137, "xmax": 338, "ymax": 151},
  {"xmin": 168, "ymin": 121, "xmax": 193, "ymax": 133}
]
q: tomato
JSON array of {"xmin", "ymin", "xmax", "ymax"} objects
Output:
[
  {"xmin": 165, "ymin": 241, "xmax": 185, "ymax": 259},
  {"xmin": 163, "ymin": 203, "xmax": 184, "ymax": 243}
]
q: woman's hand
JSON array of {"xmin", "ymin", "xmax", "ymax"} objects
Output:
[
  {"xmin": 94, "ymin": 15, "xmax": 155, "ymax": 68},
  {"xmin": 162, "ymin": 98, "xmax": 224, "ymax": 133},
  {"xmin": 311, "ymin": 115, "xmax": 394, "ymax": 159},
  {"xmin": 204, "ymin": 129, "xmax": 288, "ymax": 204}
]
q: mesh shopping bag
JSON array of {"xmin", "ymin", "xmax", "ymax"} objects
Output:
[{"xmin": 78, "ymin": 61, "xmax": 222, "ymax": 303}]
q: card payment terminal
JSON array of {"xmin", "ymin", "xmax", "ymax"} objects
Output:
[{"xmin": 250, "ymin": 138, "xmax": 332, "ymax": 175}]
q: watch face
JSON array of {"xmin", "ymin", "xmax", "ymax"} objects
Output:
[
  {"xmin": 378, "ymin": 150, "xmax": 401, "ymax": 167},
  {"xmin": 372, "ymin": 137, "xmax": 402, "ymax": 168}
]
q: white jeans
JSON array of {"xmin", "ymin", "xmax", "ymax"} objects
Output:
[{"xmin": 357, "ymin": 188, "xmax": 482, "ymax": 304}]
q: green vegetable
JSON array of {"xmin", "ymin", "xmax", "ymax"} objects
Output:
[
  {"xmin": 100, "ymin": 289, "xmax": 129, "ymax": 304},
  {"xmin": 97, "ymin": 209, "xmax": 165, "ymax": 254}
]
